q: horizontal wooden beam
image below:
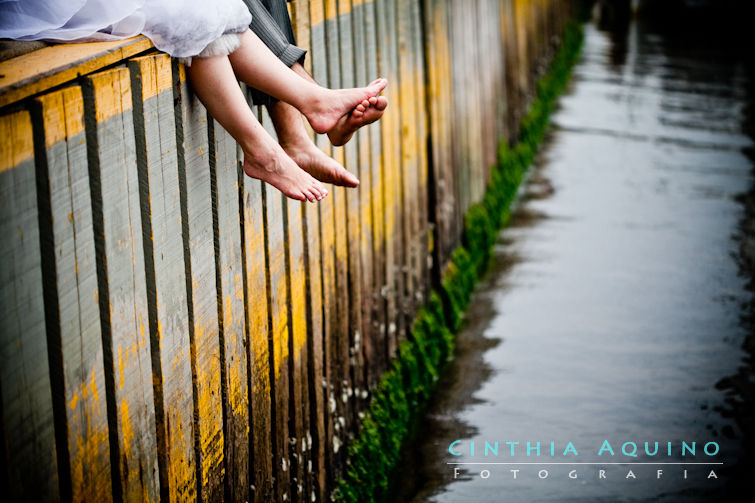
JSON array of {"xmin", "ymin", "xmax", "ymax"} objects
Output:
[{"xmin": 0, "ymin": 36, "xmax": 154, "ymax": 109}]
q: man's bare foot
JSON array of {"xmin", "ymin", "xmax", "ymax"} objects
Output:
[
  {"xmin": 281, "ymin": 139, "xmax": 360, "ymax": 188},
  {"xmin": 327, "ymin": 92, "xmax": 389, "ymax": 146},
  {"xmin": 302, "ymin": 78, "xmax": 388, "ymax": 134},
  {"xmin": 243, "ymin": 144, "xmax": 328, "ymax": 202}
]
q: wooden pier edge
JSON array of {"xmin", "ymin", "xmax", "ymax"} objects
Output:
[{"xmin": 0, "ymin": 1, "xmax": 577, "ymax": 502}]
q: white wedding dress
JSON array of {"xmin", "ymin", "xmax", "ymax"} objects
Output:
[{"xmin": 0, "ymin": 0, "xmax": 253, "ymax": 59}]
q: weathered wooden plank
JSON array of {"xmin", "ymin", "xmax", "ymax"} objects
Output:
[
  {"xmin": 308, "ymin": 2, "xmax": 337, "ymax": 495},
  {"xmin": 129, "ymin": 54, "xmax": 197, "ymax": 503},
  {"xmin": 396, "ymin": 0, "xmax": 419, "ymax": 335},
  {"xmin": 361, "ymin": 0, "xmax": 388, "ymax": 387},
  {"xmin": 476, "ymin": 0, "xmax": 499, "ymax": 179},
  {"xmin": 302, "ymin": 194, "xmax": 326, "ymax": 503},
  {"xmin": 36, "ymin": 86, "xmax": 114, "ymax": 503},
  {"xmin": 409, "ymin": 0, "xmax": 430, "ymax": 308},
  {"xmin": 259, "ymin": 108, "xmax": 292, "ymax": 503},
  {"xmin": 238, "ymin": 87, "xmax": 273, "ymax": 502},
  {"xmin": 289, "ymin": 3, "xmax": 317, "ymax": 499},
  {"xmin": 210, "ymin": 115, "xmax": 250, "ymax": 503},
  {"xmin": 514, "ymin": 0, "xmax": 532, "ymax": 101},
  {"xmin": 172, "ymin": 63, "xmax": 225, "ymax": 503},
  {"xmin": 377, "ymin": 0, "xmax": 404, "ymax": 360},
  {"xmin": 0, "ymin": 37, "xmax": 154, "ymax": 109},
  {"xmin": 83, "ymin": 67, "xmax": 159, "ymax": 503},
  {"xmin": 424, "ymin": 0, "xmax": 450, "ymax": 270},
  {"xmin": 337, "ymin": 0, "xmax": 366, "ymax": 429},
  {"xmin": 502, "ymin": 0, "xmax": 522, "ymax": 139},
  {"xmin": 467, "ymin": 0, "xmax": 486, "ymax": 205},
  {"xmin": 0, "ymin": 109, "xmax": 60, "ymax": 503},
  {"xmin": 284, "ymin": 194, "xmax": 310, "ymax": 502},
  {"xmin": 324, "ymin": 0, "xmax": 352, "ymax": 476},
  {"xmin": 351, "ymin": 0, "xmax": 376, "ymax": 401}
]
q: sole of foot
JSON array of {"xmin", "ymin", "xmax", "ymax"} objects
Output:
[{"xmin": 243, "ymin": 153, "xmax": 328, "ymax": 202}]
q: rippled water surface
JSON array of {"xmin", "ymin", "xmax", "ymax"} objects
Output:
[{"xmin": 397, "ymin": 14, "xmax": 755, "ymax": 503}]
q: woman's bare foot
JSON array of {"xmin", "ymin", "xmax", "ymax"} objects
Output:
[
  {"xmin": 243, "ymin": 144, "xmax": 328, "ymax": 202},
  {"xmin": 281, "ymin": 139, "xmax": 360, "ymax": 188},
  {"xmin": 327, "ymin": 92, "xmax": 389, "ymax": 146},
  {"xmin": 302, "ymin": 78, "xmax": 388, "ymax": 134}
]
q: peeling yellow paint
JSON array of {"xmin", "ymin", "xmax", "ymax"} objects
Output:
[
  {"xmin": 0, "ymin": 110, "xmax": 33, "ymax": 173},
  {"xmin": 118, "ymin": 346, "xmax": 125, "ymax": 390},
  {"xmin": 89, "ymin": 68, "xmax": 133, "ymax": 123},
  {"xmin": 120, "ymin": 398, "xmax": 133, "ymax": 459}
]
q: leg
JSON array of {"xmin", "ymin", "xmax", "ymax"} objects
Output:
[
  {"xmin": 186, "ymin": 53, "xmax": 328, "ymax": 202},
  {"xmin": 289, "ymin": 64, "xmax": 389, "ymax": 147},
  {"xmin": 268, "ymin": 98, "xmax": 360, "ymax": 187},
  {"xmin": 244, "ymin": 0, "xmax": 307, "ymax": 107},
  {"xmin": 243, "ymin": 0, "xmax": 388, "ymax": 146},
  {"xmin": 227, "ymin": 30, "xmax": 387, "ymax": 134}
]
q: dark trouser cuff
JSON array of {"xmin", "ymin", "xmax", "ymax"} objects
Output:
[{"xmin": 245, "ymin": 0, "xmax": 308, "ymax": 106}]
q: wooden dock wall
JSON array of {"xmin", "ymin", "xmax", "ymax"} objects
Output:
[{"xmin": 0, "ymin": 1, "xmax": 571, "ymax": 502}]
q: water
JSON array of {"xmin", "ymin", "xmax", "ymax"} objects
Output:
[{"xmin": 397, "ymin": 13, "xmax": 755, "ymax": 503}]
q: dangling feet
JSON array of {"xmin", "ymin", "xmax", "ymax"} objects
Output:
[
  {"xmin": 243, "ymin": 143, "xmax": 328, "ymax": 202},
  {"xmin": 327, "ymin": 90, "xmax": 389, "ymax": 146},
  {"xmin": 280, "ymin": 139, "xmax": 359, "ymax": 188},
  {"xmin": 302, "ymin": 78, "xmax": 388, "ymax": 134}
]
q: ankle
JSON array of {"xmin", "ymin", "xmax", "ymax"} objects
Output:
[{"xmin": 243, "ymin": 140, "xmax": 279, "ymax": 171}]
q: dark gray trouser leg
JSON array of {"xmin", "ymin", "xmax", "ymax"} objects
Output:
[{"xmin": 241, "ymin": 0, "xmax": 307, "ymax": 106}]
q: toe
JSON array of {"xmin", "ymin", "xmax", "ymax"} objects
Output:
[
  {"xmin": 369, "ymin": 96, "xmax": 378, "ymax": 105},
  {"xmin": 356, "ymin": 104, "xmax": 366, "ymax": 112}
]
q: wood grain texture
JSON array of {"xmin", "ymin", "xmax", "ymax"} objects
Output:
[
  {"xmin": 337, "ymin": 0, "xmax": 365, "ymax": 430},
  {"xmin": 239, "ymin": 132, "xmax": 274, "ymax": 503},
  {"xmin": 130, "ymin": 54, "xmax": 197, "ymax": 503},
  {"xmin": 259, "ymin": 108, "xmax": 292, "ymax": 503},
  {"xmin": 351, "ymin": 0, "xmax": 376, "ymax": 399},
  {"xmin": 307, "ymin": 4, "xmax": 338, "ymax": 495},
  {"xmin": 0, "ymin": 110, "xmax": 59, "ymax": 503},
  {"xmin": 37, "ymin": 87, "xmax": 113, "ymax": 503},
  {"xmin": 84, "ymin": 68, "xmax": 159, "ymax": 503},
  {"xmin": 0, "ymin": 37, "xmax": 154, "ymax": 109},
  {"xmin": 397, "ymin": 0, "xmax": 418, "ymax": 334},
  {"xmin": 0, "ymin": 2, "xmax": 572, "ymax": 499},
  {"xmin": 173, "ymin": 64, "xmax": 225, "ymax": 503},
  {"xmin": 324, "ymin": 0, "xmax": 351, "ymax": 477},
  {"xmin": 210, "ymin": 115, "xmax": 250, "ymax": 503}
]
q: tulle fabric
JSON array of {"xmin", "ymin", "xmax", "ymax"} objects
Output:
[{"xmin": 0, "ymin": 0, "xmax": 252, "ymax": 58}]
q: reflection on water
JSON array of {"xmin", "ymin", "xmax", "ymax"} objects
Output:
[{"xmin": 396, "ymin": 10, "xmax": 755, "ymax": 503}]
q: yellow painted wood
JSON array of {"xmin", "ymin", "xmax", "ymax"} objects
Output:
[
  {"xmin": 37, "ymin": 86, "xmax": 114, "ymax": 503},
  {"xmin": 174, "ymin": 62, "xmax": 225, "ymax": 503},
  {"xmin": 212, "ymin": 115, "xmax": 250, "ymax": 503},
  {"xmin": 0, "ymin": 109, "xmax": 32, "ymax": 172},
  {"xmin": 86, "ymin": 67, "xmax": 159, "ymax": 503},
  {"xmin": 0, "ymin": 2, "xmax": 575, "ymax": 500},
  {"xmin": 0, "ymin": 109, "xmax": 60, "ymax": 502},
  {"xmin": 259, "ymin": 107, "xmax": 292, "ymax": 503},
  {"xmin": 0, "ymin": 37, "xmax": 153, "ymax": 108},
  {"xmin": 241, "ymin": 168, "xmax": 274, "ymax": 503},
  {"xmin": 130, "ymin": 54, "xmax": 197, "ymax": 503},
  {"xmin": 307, "ymin": 1, "xmax": 338, "ymax": 493}
]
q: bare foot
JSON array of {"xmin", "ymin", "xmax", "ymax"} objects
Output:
[
  {"xmin": 243, "ymin": 144, "xmax": 328, "ymax": 202},
  {"xmin": 328, "ymin": 92, "xmax": 389, "ymax": 146},
  {"xmin": 281, "ymin": 139, "xmax": 360, "ymax": 188},
  {"xmin": 302, "ymin": 78, "xmax": 388, "ymax": 134}
]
